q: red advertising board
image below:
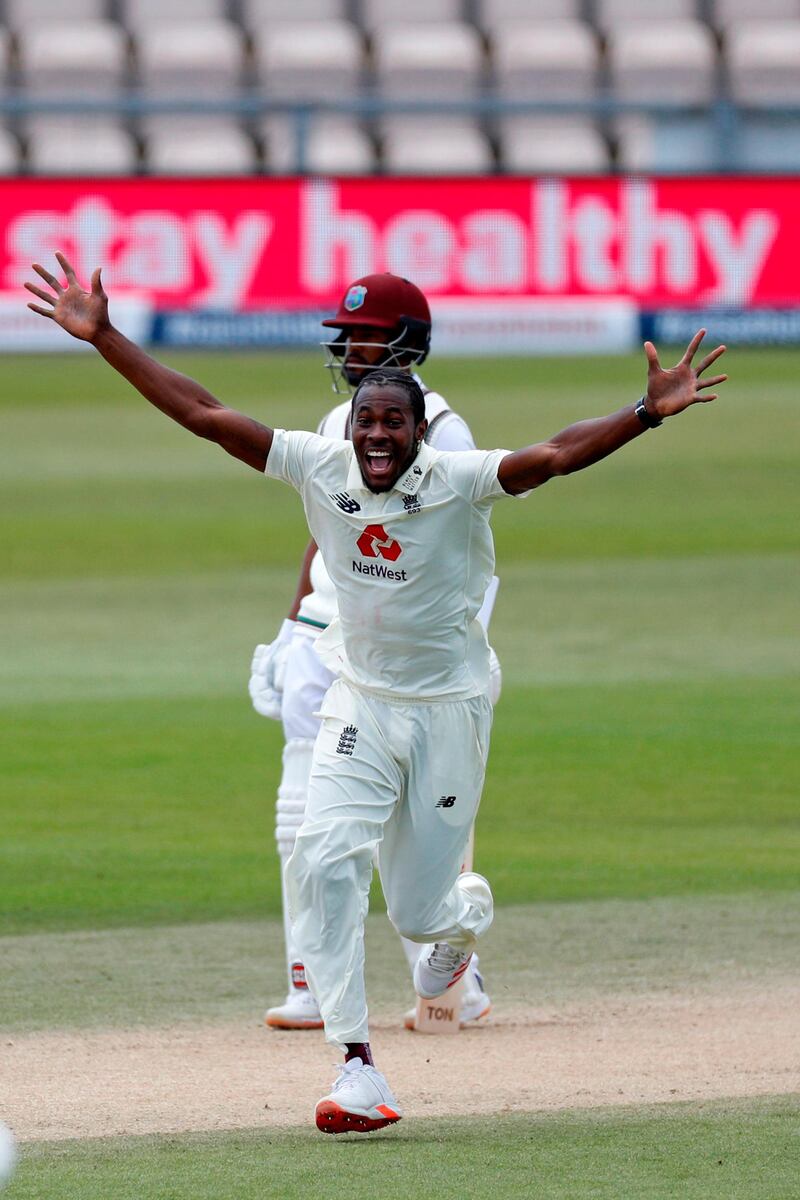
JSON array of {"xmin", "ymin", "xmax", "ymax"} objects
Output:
[{"xmin": 1, "ymin": 176, "xmax": 798, "ymax": 310}]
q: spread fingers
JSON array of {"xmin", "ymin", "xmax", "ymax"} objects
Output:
[
  {"xmin": 27, "ymin": 302, "xmax": 55, "ymax": 318},
  {"xmin": 696, "ymin": 345, "xmax": 727, "ymax": 374},
  {"xmin": 32, "ymin": 263, "xmax": 63, "ymax": 293},
  {"xmin": 696, "ymin": 374, "xmax": 727, "ymax": 390},
  {"xmin": 24, "ymin": 281, "xmax": 56, "ymax": 305}
]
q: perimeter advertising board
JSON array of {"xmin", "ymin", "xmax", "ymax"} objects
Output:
[{"xmin": 1, "ymin": 177, "xmax": 797, "ymax": 349}]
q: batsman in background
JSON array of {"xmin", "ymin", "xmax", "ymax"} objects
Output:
[{"xmin": 248, "ymin": 273, "xmax": 499, "ymax": 1032}]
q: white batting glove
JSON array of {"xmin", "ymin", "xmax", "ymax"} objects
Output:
[
  {"xmin": 248, "ymin": 619, "xmax": 295, "ymax": 720},
  {"xmin": 488, "ymin": 646, "xmax": 502, "ymax": 707}
]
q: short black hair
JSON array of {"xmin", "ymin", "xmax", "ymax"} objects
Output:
[{"xmin": 351, "ymin": 369, "xmax": 426, "ymax": 426}]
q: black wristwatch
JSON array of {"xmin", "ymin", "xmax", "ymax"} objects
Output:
[{"xmin": 634, "ymin": 396, "xmax": 662, "ymax": 428}]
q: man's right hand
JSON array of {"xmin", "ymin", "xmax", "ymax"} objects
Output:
[
  {"xmin": 25, "ymin": 251, "xmax": 110, "ymax": 344},
  {"xmin": 249, "ymin": 620, "xmax": 295, "ymax": 721}
]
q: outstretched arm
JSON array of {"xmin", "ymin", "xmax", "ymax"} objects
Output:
[
  {"xmin": 25, "ymin": 253, "xmax": 272, "ymax": 472},
  {"xmin": 498, "ymin": 331, "xmax": 727, "ymax": 495}
]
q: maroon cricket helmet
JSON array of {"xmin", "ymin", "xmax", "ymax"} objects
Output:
[
  {"xmin": 320, "ymin": 273, "xmax": 432, "ymax": 392},
  {"xmin": 321, "ymin": 273, "xmax": 431, "ymax": 332}
]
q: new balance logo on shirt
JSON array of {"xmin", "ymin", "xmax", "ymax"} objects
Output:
[
  {"xmin": 329, "ymin": 492, "xmax": 361, "ymax": 513},
  {"xmin": 436, "ymin": 796, "xmax": 457, "ymax": 809},
  {"xmin": 336, "ymin": 725, "xmax": 358, "ymax": 756}
]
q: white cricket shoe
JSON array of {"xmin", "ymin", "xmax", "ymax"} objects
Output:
[
  {"xmin": 264, "ymin": 990, "xmax": 323, "ymax": 1030},
  {"xmin": 404, "ymin": 957, "xmax": 491, "ymax": 1030},
  {"xmin": 413, "ymin": 942, "xmax": 473, "ymax": 999},
  {"xmin": 315, "ymin": 1058, "xmax": 403, "ymax": 1135}
]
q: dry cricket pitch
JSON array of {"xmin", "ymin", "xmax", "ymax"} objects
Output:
[{"xmin": 3, "ymin": 898, "xmax": 799, "ymax": 1141}]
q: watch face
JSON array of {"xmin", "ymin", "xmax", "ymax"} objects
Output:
[{"xmin": 636, "ymin": 398, "xmax": 660, "ymax": 428}]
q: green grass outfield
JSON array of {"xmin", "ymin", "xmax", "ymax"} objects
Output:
[
  {"xmin": 11, "ymin": 1099, "xmax": 799, "ymax": 1200},
  {"xmin": 2, "ymin": 346, "xmax": 798, "ymax": 1198},
  {"xmin": 2, "ymin": 347, "xmax": 798, "ymax": 931}
]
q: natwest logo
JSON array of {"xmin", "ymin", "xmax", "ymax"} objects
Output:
[{"xmin": 356, "ymin": 524, "xmax": 402, "ymax": 561}]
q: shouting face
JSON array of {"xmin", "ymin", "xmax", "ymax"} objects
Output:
[{"xmin": 351, "ymin": 383, "xmax": 428, "ymax": 493}]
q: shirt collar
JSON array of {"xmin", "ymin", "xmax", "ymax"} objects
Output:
[{"xmin": 345, "ymin": 440, "xmax": 434, "ymax": 496}]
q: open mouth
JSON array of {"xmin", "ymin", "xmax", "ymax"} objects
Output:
[{"xmin": 364, "ymin": 449, "xmax": 393, "ymax": 479}]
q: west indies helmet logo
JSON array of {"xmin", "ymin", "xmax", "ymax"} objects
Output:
[{"xmin": 344, "ymin": 285, "xmax": 367, "ymax": 312}]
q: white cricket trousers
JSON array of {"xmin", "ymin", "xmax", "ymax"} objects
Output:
[{"xmin": 285, "ymin": 677, "xmax": 494, "ymax": 1049}]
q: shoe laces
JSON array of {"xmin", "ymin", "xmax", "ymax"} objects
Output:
[
  {"xmin": 428, "ymin": 942, "xmax": 467, "ymax": 974},
  {"xmin": 331, "ymin": 1058, "xmax": 370, "ymax": 1097}
]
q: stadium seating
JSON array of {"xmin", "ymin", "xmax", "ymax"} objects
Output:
[
  {"xmin": 0, "ymin": 25, "xmax": 10, "ymax": 84},
  {"xmin": 477, "ymin": 0, "xmax": 582, "ymax": 30},
  {"xmin": 490, "ymin": 20, "xmax": 598, "ymax": 104},
  {"xmin": 254, "ymin": 20, "xmax": 363, "ymax": 100},
  {"xmin": 242, "ymin": 0, "xmax": 348, "ymax": 27},
  {"xmin": 498, "ymin": 116, "xmax": 608, "ymax": 173},
  {"xmin": 373, "ymin": 23, "xmax": 484, "ymax": 100},
  {"xmin": 710, "ymin": 0, "xmax": 800, "ymax": 27},
  {"xmin": 0, "ymin": 0, "xmax": 798, "ymax": 175},
  {"xmin": 16, "ymin": 21, "xmax": 128, "ymax": 97},
  {"xmin": 380, "ymin": 117, "xmax": 493, "ymax": 173},
  {"xmin": 135, "ymin": 19, "xmax": 244, "ymax": 98},
  {"xmin": 594, "ymin": 0, "xmax": 699, "ymax": 28},
  {"xmin": 4, "ymin": 0, "xmax": 108, "ymax": 28},
  {"xmin": 361, "ymin": 0, "xmax": 465, "ymax": 30},
  {"xmin": 120, "ymin": 0, "xmax": 227, "ymax": 26},
  {"xmin": 0, "ymin": 126, "xmax": 20, "ymax": 174},
  {"xmin": 737, "ymin": 114, "xmax": 800, "ymax": 169},
  {"xmin": 607, "ymin": 20, "xmax": 716, "ymax": 104},
  {"xmin": 144, "ymin": 117, "xmax": 257, "ymax": 174},
  {"xmin": 26, "ymin": 118, "xmax": 138, "ymax": 175},
  {"xmin": 725, "ymin": 20, "xmax": 800, "ymax": 104},
  {"xmin": 615, "ymin": 115, "xmax": 716, "ymax": 172},
  {"xmin": 262, "ymin": 116, "xmax": 376, "ymax": 174}
]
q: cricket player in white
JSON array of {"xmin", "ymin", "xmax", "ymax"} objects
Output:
[
  {"xmin": 26, "ymin": 251, "xmax": 727, "ymax": 1136},
  {"xmin": 249, "ymin": 273, "xmax": 496, "ymax": 1032}
]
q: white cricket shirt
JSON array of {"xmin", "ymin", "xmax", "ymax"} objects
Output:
[
  {"xmin": 265, "ymin": 431, "xmax": 525, "ymax": 701},
  {"xmin": 296, "ymin": 384, "xmax": 475, "ymax": 629}
]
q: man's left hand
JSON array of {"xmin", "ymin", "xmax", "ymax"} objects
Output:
[{"xmin": 644, "ymin": 329, "xmax": 727, "ymax": 420}]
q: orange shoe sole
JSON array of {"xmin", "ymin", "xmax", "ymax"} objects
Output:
[
  {"xmin": 264, "ymin": 1015, "xmax": 324, "ymax": 1030},
  {"xmin": 462, "ymin": 1001, "xmax": 492, "ymax": 1028},
  {"xmin": 315, "ymin": 1100, "xmax": 401, "ymax": 1135}
]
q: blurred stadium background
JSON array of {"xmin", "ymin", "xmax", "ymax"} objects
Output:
[{"xmin": 1, "ymin": 0, "xmax": 800, "ymax": 354}]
